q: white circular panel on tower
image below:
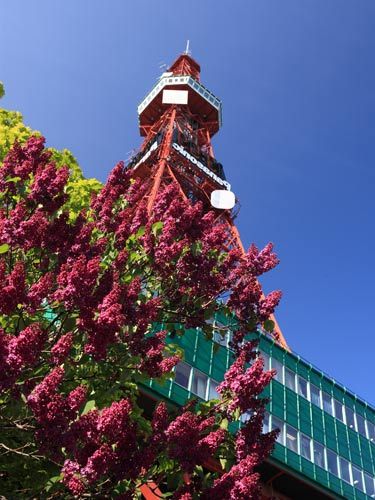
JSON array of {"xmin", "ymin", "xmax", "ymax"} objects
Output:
[{"xmin": 210, "ymin": 190, "xmax": 235, "ymax": 210}]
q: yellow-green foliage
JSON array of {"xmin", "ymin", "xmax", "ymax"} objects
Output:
[
  {"xmin": 0, "ymin": 87, "xmax": 102, "ymax": 217},
  {"xmin": 0, "ymin": 108, "xmax": 37, "ymax": 161}
]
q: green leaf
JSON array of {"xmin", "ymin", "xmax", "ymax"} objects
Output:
[
  {"xmin": 136, "ymin": 226, "xmax": 145, "ymax": 238},
  {"xmin": 151, "ymin": 221, "xmax": 163, "ymax": 237},
  {"xmin": 219, "ymin": 458, "xmax": 227, "ymax": 470},
  {"xmin": 191, "ymin": 241, "xmax": 202, "ymax": 257},
  {"xmin": 220, "ymin": 418, "xmax": 229, "ymax": 430},
  {"xmin": 0, "ymin": 243, "xmax": 9, "ymax": 254},
  {"xmin": 45, "ymin": 474, "xmax": 62, "ymax": 492},
  {"xmin": 81, "ymin": 399, "xmax": 96, "ymax": 415},
  {"xmin": 263, "ymin": 319, "xmax": 275, "ymax": 333},
  {"xmin": 5, "ymin": 176, "xmax": 21, "ymax": 183},
  {"xmin": 129, "ymin": 252, "xmax": 140, "ymax": 263}
]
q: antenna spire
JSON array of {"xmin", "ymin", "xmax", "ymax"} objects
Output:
[{"xmin": 185, "ymin": 40, "xmax": 191, "ymax": 55}]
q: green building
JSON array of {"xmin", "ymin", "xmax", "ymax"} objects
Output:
[{"xmin": 142, "ymin": 316, "xmax": 375, "ymax": 499}]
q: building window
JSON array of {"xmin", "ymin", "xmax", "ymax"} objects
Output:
[
  {"xmin": 272, "ymin": 358, "xmax": 283, "ymax": 384},
  {"xmin": 298, "ymin": 377, "xmax": 308, "ymax": 399},
  {"xmin": 333, "ymin": 399, "xmax": 344, "ymax": 422},
  {"xmin": 240, "ymin": 410, "xmax": 253, "ymax": 423},
  {"xmin": 261, "ymin": 351, "xmax": 270, "ymax": 370},
  {"xmin": 263, "ymin": 412, "xmax": 270, "ymax": 433},
  {"xmin": 364, "ymin": 472, "xmax": 375, "ymax": 497},
  {"xmin": 352, "ymin": 465, "xmax": 364, "ymax": 492},
  {"xmin": 313, "ymin": 441, "xmax": 326, "ymax": 469},
  {"xmin": 322, "ymin": 392, "xmax": 333, "ymax": 416},
  {"xmin": 285, "ymin": 368, "xmax": 296, "ymax": 391},
  {"xmin": 310, "ymin": 384, "xmax": 321, "ymax": 408},
  {"xmin": 174, "ymin": 361, "xmax": 191, "ymax": 389},
  {"xmin": 327, "ymin": 449, "xmax": 339, "ymax": 476},
  {"xmin": 300, "ymin": 434, "xmax": 311, "ymax": 461},
  {"xmin": 191, "ymin": 369, "xmax": 208, "ymax": 399},
  {"xmin": 345, "ymin": 407, "xmax": 356, "ymax": 431},
  {"xmin": 339, "ymin": 457, "xmax": 351, "ymax": 484},
  {"xmin": 366, "ymin": 420, "xmax": 374, "ymax": 442},
  {"xmin": 208, "ymin": 379, "xmax": 219, "ymax": 400},
  {"xmin": 271, "ymin": 416, "xmax": 284, "ymax": 445},
  {"xmin": 213, "ymin": 330, "xmax": 227, "ymax": 347},
  {"xmin": 213, "ymin": 320, "xmax": 230, "ymax": 347},
  {"xmin": 285, "ymin": 425, "xmax": 298, "ymax": 453},
  {"xmin": 356, "ymin": 414, "xmax": 367, "ymax": 438}
]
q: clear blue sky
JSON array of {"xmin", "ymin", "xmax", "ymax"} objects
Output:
[{"xmin": 1, "ymin": 1, "xmax": 374, "ymax": 405}]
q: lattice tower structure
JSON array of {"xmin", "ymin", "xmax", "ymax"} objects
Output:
[{"xmin": 127, "ymin": 53, "xmax": 289, "ymax": 350}]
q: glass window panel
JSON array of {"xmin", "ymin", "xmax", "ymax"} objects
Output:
[
  {"xmin": 285, "ymin": 368, "xmax": 296, "ymax": 391},
  {"xmin": 345, "ymin": 407, "xmax": 356, "ymax": 430},
  {"xmin": 301, "ymin": 434, "xmax": 311, "ymax": 461},
  {"xmin": 261, "ymin": 351, "xmax": 270, "ymax": 370},
  {"xmin": 356, "ymin": 414, "xmax": 367, "ymax": 438},
  {"xmin": 271, "ymin": 416, "xmax": 284, "ymax": 445},
  {"xmin": 339, "ymin": 457, "xmax": 351, "ymax": 484},
  {"xmin": 208, "ymin": 380, "xmax": 219, "ymax": 400},
  {"xmin": 240, "ymin": 410, "xmax": 252, "ymax": 423},
  {"xmin": 364, "ymin": 472, "xmax": 375, "ymax": 497},
  {"xmin": 228, "ymin": 330, "xmax": 233, "ymax": 346},
  {"xmin": 263, "ymin": 412, "xmax": 270, "ymax": 433},
  {"xmin": 366, "ymin": 420, "xmax": 375, "ymax": 442},
  {"xmin": 310, "ymin": 384, "xmax": 321, "ymax": 407},
  {"xmin": 327, "ymin": 449, "xmax": 339, "ymax": 476},
  {"xmin": 213, "ymin": 330, "xmax": 227, "ymax": 347},
  {"xmin": 352, "ymin": 466, "xmax": 364, "ymax": 492},
  {"xmin": 322, "ymin": 392, "xmax": 333, "ymax": 415},
  {"xmin": 298, "ymin": 377, "xmax": 308, "ymax": 399},
  {"xmin": 191, "ymin": 369, "xmax": 208, "ymax": 399},
  {"xmin": 313, "ymin": 441, "xmax": 325, "ymax": 469},
  {"xmin": 285, "ymin": 425, "xmax": 298, "ymax": 453},
  {"xmin": 272, "ymin": 358, "xmax": 283, "ymax": 383},
  {"xmin": 334, "ymin": 399, "xmax": 344, "ymax": 422},
  {"xmin": 174, "ymin": 362, "xmax": 191, "ymax": 389}
]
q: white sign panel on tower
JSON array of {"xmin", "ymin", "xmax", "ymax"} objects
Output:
[{"xmin": 162, "ymin": 89, "xmax": 189, "ymax": 105}]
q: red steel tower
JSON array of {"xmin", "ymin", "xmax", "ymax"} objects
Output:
[{"xmin": 128, "ymin": 52, "xmax": 288, "ymax": 350}]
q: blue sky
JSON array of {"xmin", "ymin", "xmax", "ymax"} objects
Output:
[{"xmin": 1, "ymin": 1, "xmax": 374, "ymax": 405}]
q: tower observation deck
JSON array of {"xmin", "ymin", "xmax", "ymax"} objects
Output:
[{"xmin": 129, "ymin": 54, "xmax": 375, "ymax": 500}]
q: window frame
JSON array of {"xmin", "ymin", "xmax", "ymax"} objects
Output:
[
  {"xmin": 310, "ymin": 383, "xmax": 322, "ymax": 408},
  {"xmin": 271, "ymin": 358, "xmax": 284, "ymax": 384},
  {"xmin": 190, "ymin": 367, "xmax": 209, "ymax": 400},
  {"xmin": 284, "ymin": 367, "xmax": 296, "ymax": 392},
  {"xmin": 313, "ymin": 440, "xmax": 326, "ymax": 470},
  {"xmin": 208, "ymin": 378, "xmax": 220, "ymax": 401},
  {"xmin": 285, "ymin": 424, "xmax": 299, "ymax": 454},
  {"xmin": 271, "ymin": 415, "xmax": 285, "ymax": 446},
  {"xmin": 298, "ymin": 376, "xmax": 309, "ymax": 399},
  {"xmin": 351, "ymin": 464, "xmax": 365, "ymax": 492},
  {"xmin": 174, "ymin": 361, "xmax": 192, "ymax": 390},
  {"xmin": 300, "ymin": 433, "xmax": 312, "ymax": 461},
  {"xmin": 339, "ymin": 456, "xmax": 352, "ymax": 484},
  {"xmin": 326, "ymin": 448, "xmax": 339, "ymax": 477},
  {"xmin": 322, "ymin": 391, "xmax": 334, "ymax": 416},
  {"xmin": 333, "ymin": 399, "xmax": 345, "ymax": 423},
  {"xmin": 344, "ymin": 406, "xmax": 357, "ymax": 431}
]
